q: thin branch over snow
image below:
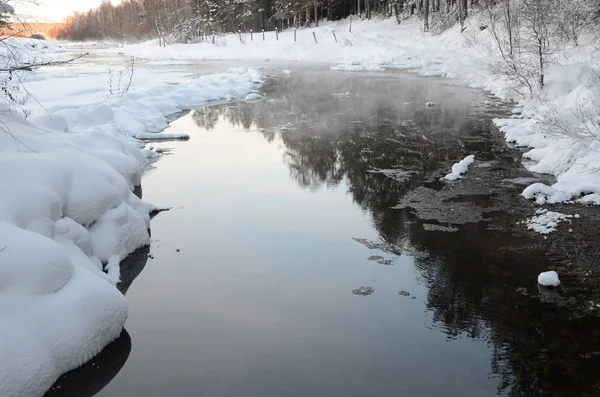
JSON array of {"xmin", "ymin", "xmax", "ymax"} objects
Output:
[{"xmin": 0, "ymin": 52, "xmax": 89, "ymax": 72}]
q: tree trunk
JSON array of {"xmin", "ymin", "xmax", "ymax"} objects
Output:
[
  {"xmin": 423, "ymin": 0, "xmax": 429, "ymax": 31},
  {"xmin": 314, "ymin": 1, "xmax": 318, "ymax": 26},
  {"xmin": 538, "ymin": 38, "xmax": 544, "ymax": 88}
]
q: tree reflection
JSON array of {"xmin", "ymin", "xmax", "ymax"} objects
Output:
[{"xmin": 191, "ymin": 71, "xmax": 600, "ymax": 396}]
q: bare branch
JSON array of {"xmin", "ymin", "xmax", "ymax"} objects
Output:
[{"xmin": 0, "ymin": 52, "xmax": 89, "ymax": 72}]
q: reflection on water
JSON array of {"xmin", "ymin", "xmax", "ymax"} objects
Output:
[
  {"xmin": 183, "ymin": 71, "xmax": 600, "ymax": 397},
  {"xmin": 45, "ymin": 331, "xmax": 132, "ymax": 397},
  {"xmin": 75, "ymin": 69, "xmax": 600, "ymax": 397}
]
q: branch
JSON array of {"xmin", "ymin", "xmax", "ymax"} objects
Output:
[{"xmin": 0, "ymin": 53, "xmax": 89, "ymax": 72}]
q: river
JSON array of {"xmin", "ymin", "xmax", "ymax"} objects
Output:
[{"xmin": 47, "ymin": 65, "xmax": 600, "ymax": 397}]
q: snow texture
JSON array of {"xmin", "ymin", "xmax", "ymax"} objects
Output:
[
  {"xmin": 444, "ymin": 155, "xmax": 475, "ymax": 181},
  {"xmin": 538, "ymin": 271, "xmax": 561, "ymax": 287},
  {"xmin": 0, "ymin": 38, "xmax": 265, "ymax": 397},
  {"xmin": 525, "ymin": 209, "xmax": 572, "ymax": 234}
]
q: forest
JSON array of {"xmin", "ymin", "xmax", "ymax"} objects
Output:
[{"xmin": 54, "ymin": 0, "xmax": 599, "ymax": 42}]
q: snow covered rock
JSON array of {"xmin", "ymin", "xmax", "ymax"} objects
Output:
[
  {"xmin": 538, "ymin": 271, "xmax": 561, "ymax": 287},
  {"xmin": 244, "ymin": 93, "xmax": 263, "ymax": 101},
  {"xmin": 444, "ymin": 155, "xmax": 475, "ymax": 181},
  {"xmin": 352, "ymin": 286, "xmax": 374, "ymax": 296}
]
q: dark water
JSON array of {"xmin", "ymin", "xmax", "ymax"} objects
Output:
[{"xmin": 51, "ymin": 69, "xmax": 600, "ymax": 397}]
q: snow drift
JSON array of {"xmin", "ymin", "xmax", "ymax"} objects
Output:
[{"xmin": 0, "ymin": 113, "xmax": 144, "ymax": 397}]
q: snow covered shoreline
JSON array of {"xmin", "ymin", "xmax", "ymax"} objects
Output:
[
  {"xmin": 104, "ymin": 15, "xmax": 600, "ymax": 208},
  {"xmin": 0, "ymin": 39, "xmax": 265, "ymax": 397}
]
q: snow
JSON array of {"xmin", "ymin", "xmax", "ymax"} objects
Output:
[
  {"xmin": 244, "ymin": 92, "xmax": 263, "ymax": 101},
  {"xmin": 0, "ymin": 38, "xmax": 265, "ymax": 396},
  {"xmin": 105, "ymin": 15, "xmax": 600, "ymax": 206},
  {"xmin": 522, "ymin": 183, "xmax": 573, "ymax": 205},
  {"xmin": 538, "ymin": 271, "xmax": 561, "ymax": 287},
  {"xmin": 525, "ymin": 209, "xmax": 572, "ymax": 234},
  {"xmin": 444, "ymin": 155, "xmax": 475, "ymax": 181}
]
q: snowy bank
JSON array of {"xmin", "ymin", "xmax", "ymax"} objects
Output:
[{"xmin": 0, "ymin": 39, "xmax": 265, "ymax": 396}]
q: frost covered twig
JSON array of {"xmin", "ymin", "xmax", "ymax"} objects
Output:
[{"xmin": 106, "ymin": 56, "xmax": 135, "ymax": 98}]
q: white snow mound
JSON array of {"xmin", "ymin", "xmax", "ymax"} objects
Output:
[
  {"xmin": 444, "ymin": 155, "xmax": 475, "ymax": 181},
  {"xmin": 244, "ymin": 92, "xmax": 263, "ymax": 101},
  {"xmin": 538, "ymin": 271, "xmax": 561, "ymax": 287}
]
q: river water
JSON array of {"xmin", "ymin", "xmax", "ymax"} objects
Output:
[{"xmin": 47, "ymin": 67, "xmax": 600, "ymax": 397}]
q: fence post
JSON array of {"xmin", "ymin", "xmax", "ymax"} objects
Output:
[
  {"xmin": 294, "ymin": 28, "xmax": 297, "ymax": 42},
  {"xmin": 276, "ymin": 29, "xmax": 279, "ymax": 41},
  {"xmin": 262, "ymin": 29, "xmax": 265, "ymax": 40},
  {"xmin": 312, "ymin": 31, "xmax": 317, "ymax": 44},
  {"xmin": 349, "ymin": 15, "xmax": 352, "ymax": 32},
  {"xmin": 332, "ymin": 30, "xmax": 337, "ymax": 43},
  {"xmin": 250, "ymin": 29, "xmax": 253, "ymax": 41},
  {"xmin": 238, "ymin": 30, "xmax": 242, "ymax": 42},
  {"xmin": 212, "ymin": 31, "xmax": 215, "ymax": 44}
]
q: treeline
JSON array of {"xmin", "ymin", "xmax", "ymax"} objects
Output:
[
  {"xmin": 55, "ymin": 0, "xmax": 599, "ymax": 45},
  {"xmin": 56, "ymin": 0, "xmax": 486, "ymax": 41}
]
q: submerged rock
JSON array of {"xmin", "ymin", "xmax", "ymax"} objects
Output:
[
  {"xmin": 352, "ymin": 286, "xmax": 374, "ymax": 296},
  {"xmin": 368, "ymin": 255, "xmax": 384, "ymax": 261},
  {"xmin": 399, "ymin": 291, "xmax": 410, "ymax": 296}
]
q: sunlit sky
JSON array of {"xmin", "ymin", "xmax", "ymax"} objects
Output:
[{"xmin": 14, "ymin": 0, "xmax": 117, "ymax": 22}]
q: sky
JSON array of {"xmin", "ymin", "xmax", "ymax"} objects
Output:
[{"xmin": 13, "ymin": 0, "xmax": 113, "ymax": 22}]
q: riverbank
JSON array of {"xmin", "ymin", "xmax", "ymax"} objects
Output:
[
  {"xmin": 105, "ymin": 14, "xmax": 600, "ymax": 211},
  {"xmin": 0, "ymin": 39, "xmax": 265, "ymax": 397}
]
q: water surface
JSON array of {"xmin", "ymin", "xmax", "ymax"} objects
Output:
[{"xmin": 54, "ymin": 68, "xmax": 600, "ymax": 397}]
